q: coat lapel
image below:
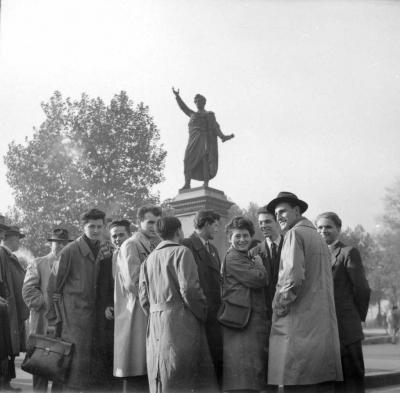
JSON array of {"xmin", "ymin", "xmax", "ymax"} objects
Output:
[
  {"xmin": 135, "ymin": 231, "xmax": 152, "ymax": 255},
  {"xmin": 190, "ymin": 233, "xmax": 220, "ymax": 272},
  {"xmin": 77, "ymin": 236, "xmax": 95, "ymax": 262},
  {"xmin": 331, "ymin": 241, "xmax": 342, "ymax": 268}
]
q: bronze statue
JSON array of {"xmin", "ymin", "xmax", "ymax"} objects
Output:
[{"xmin": 172, "ymin": 87, "xmax": 234, "ymax": 190}]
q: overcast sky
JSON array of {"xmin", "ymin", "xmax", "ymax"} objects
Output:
[{"xmin": 1, "ymin": 0, "xmax": 399, "ymax": 231}]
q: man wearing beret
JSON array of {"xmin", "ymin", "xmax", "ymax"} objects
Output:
[
  {"xmin": 266, "ymin": 192, "xmax": 343, "ymax": 392},
  {"xmin": 22, "ymin": 228, "xmax": 72, "ymax": 392}
]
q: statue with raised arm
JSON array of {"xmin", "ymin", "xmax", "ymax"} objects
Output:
[{"xmin": 172, "ymin": 87, "xmax": 234, "ymax": 190}]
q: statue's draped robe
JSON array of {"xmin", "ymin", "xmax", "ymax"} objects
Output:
[{"xmin": 184, "ymin": 111, "xmax": 220, "ymax": 181}]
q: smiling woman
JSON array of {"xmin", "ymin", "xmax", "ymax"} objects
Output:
[{"xmin": 220, "ymin": 216, "xmax": 268, "ymax": 392}]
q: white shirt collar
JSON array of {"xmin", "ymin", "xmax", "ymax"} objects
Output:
[
  {"xmin": 266, "ymin": 235, "xmax": 282, "ymax": 248},
  {"xmin": 328, "ymin": 239, "xmax": 340, "ymax": 252}
]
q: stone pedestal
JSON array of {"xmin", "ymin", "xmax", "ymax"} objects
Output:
[{"xmin": 170, "ymin": 186, "xmax": 234, "ymax": 259}]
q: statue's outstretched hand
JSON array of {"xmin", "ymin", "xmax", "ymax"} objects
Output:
[
  {"xmin": 222, "ymin": 134, "xmax": 234, "ymax": 143},
  {"xmin": 172, "ymin": 87, "xmax": 180, "ymax": 97}
]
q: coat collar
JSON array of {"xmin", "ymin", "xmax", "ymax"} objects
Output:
[
  {"xmin": 190, "ymin": 232, "xmax": 207, "ymax": 251},
  {"xmin": 77, "ymin": 235, "xmax": 96, "ymax": 261},
  {"xmin": 0, "ymin": 244, "xmax": 17, "ymax": 259},
  {"xmin": 330, "ymin": 240, "xmax": 344, "ymax": 260},
  {"xmin": 155, "ymin": 240, "xmax": 180, "ymax": 250},
  {"xmin": 132, "ymin": 230, "xmax": 161, "ymax": 254},
  {"xmin": 0, "ymin": 245, "xmax": 25, "ymax": 272},
  {"xmin": 291, "ymin": 217, "xmax": 315, "ymax": 230},
  {"xmin": 190, "ymin": 232, "xmax": 220, "ymax": 271}
]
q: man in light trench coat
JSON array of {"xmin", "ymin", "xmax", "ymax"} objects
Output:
[
  {"xmin": 22, "ymin": 228, "xmax": 72, "ymax": 392},
  {"xmin": 139, "ymin": 216, "xmax": 218, "ymax": 393},
  {"xmin": 266, "ymin": 192, "xmax": 343, "ymax": 392},
  {"xmin": 109, "ymin": 206, "xmax": 162, "ymax": 393}
]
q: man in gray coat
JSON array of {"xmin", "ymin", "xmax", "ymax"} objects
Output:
[
  {"xmin": 266, "ymin": 192, "xmax": 342, "ymax": 392},
  {"xmin": 22, "ymin": 228, "xmax": 72, "ymax": 392}
]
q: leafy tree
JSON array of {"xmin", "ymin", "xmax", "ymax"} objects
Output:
[
  {"xmin": 375, "ymin": 177, "xmax": 400, "ymax": 306},
  {"xmin": 4, "ymin": 91, "xmax": 166, "ymax": 256},
  {"xmin": 341, "ymin": 225, "xmax": 385, "ymax": 316}
]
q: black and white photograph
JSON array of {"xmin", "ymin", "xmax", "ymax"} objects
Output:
[{"xmin": 0, "ymin": 1, "xmax": 399, "ymax": 392}]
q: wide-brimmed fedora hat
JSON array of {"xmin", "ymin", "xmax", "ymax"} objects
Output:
[
  {"xmin": 6, "ymin": 226, "xmax": 25, "ymax": 239},
  {"xmin": 267, "ymin": 191, "xmax": 308, "ymax": 214},
  {"xmin": 0, "ymin": 215, "xmax": 10, "ymax": 231},
  {"xmin": 47, "ymin": 228, "xmax": 73, "ymax": 242}
]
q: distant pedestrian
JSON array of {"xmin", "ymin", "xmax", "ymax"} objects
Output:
[
  {"xmin": 0, "ymin": 225, "xmax": 29, "ymax": 392},
  {"xmin": 22, "ymin": 228, "xmax": 72, "ymax": 393},
  {"xmin": 139, "ymin": 216, "xmax": 218, "ymax": 393},
  {"xmin": 221, "ymin": 216, "xmax": 268, "ymax": 393},
  {"xmin": 267, "ymin": 192, "xmax": 342, "ymax": 392},
  {"xmin": 182, "ymin": 210, "xmax": 223, "ymax": 386},
  {"xmin": 387, "ymin": 306, "xmax": 400, "ymax": 344},
  {"xmin": 316, "ymin": 212, "xmax": 371, "ymax": 392}
]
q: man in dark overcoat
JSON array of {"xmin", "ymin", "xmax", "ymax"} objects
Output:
[
  {"xmin": 249, "ymin": 207, "xmax": 283, "ymax": 391},
  {"xmin": 316, "ymin": 211, "xmax": 371, "ymax": 393},
  {"xmin": 182, "ymin": 210, "xmax": 223, "ymax": 386},
  {"xmin": 47, "ymin": 208, "xmax": 113, "ymax": 392},
  {"xmin": 0, "ymin": 224, "xmax": 29, "ymax": 392}
]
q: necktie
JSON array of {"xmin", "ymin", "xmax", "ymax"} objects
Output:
[
  {"xmin": 271, "ymin": 242, "xmax": 278, "ymax": 264},
  {"xmin": 205, "ymin": 241, "xmax": 210, "ymax": 253}
]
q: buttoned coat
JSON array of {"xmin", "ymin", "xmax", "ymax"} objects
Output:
[
  {"xmin": 331, "ymin": 241, "xmax": 370, "ymax": 346},
  {"xmin": 268, "ymin": 218, "xmax": 343, "ymax": 386},
  {"xmin": 113, "ymin": 231, "xmax": 160, "ymax": 378},
  {"xmin": 22, "ymin": 253, "xmax": 59, "ymax": 336},
  {"xmin": 49, "ymin": 236, "xmax": 112, "ymax": 390},
  {"xmin": 0, "ymin": 246, "xmax": 29, "ymax": 355},
  {"xmin": 182, "ymin": 233, "xmax": 223, "ymax": 381},
  {"xmin": 139, "ymin": 241, "xmax": 218, "ymax": 393}
]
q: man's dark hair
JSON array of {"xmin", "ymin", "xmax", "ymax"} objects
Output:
[
  {"xmin": 137, "ymin": 205, "xmax": 162, "ymax": 222},
  {"xmin": 156, "ymin": 217, "xmax": 182, "ymax": 240},
  {"xmin": 225, "ymin": 216, "xmax": 255, "ymax": 237},
  {"xmin": 194, "ymin": 210, "xmax": 221, "ymax": 229},
  {"xmin": 80, "ymin": 208, "xmax": 106, "ymax": 224},
  {"xmin": 257, "ymin": 206, "xmax": 276, "ymax": 221},
  {"xmin": 109, "ymin": 219, "xmax": 131, "ymax": 233},
  {"xmin": 315, "ymin": 212, "xmax": 342, "ymax": 229}
]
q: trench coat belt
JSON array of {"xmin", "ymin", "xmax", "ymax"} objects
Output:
[{"xmin": 150, "ymin": 301, "xmax": 183, "ymax": 313}]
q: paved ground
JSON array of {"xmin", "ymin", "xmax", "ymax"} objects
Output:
[
  {"xmin": 10, "ymin": 342, "xmax": 400, "ymax": 392},
  {"xmin": 364, "ymin": 343, "xmax": 400, "ymax": 376},
  {"xmin": 367, "ymin": 387, "xmax": 400, "ymax": 392}
]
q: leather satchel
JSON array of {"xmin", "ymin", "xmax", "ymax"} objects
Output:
[{"xmin": 21, "ymin": 333, "xmax": 74, "ymax": 383}]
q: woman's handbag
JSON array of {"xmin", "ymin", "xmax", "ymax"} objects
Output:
[
  {"xmin": 21, "ymin": 333, "xmax": 74, "ymax": 383},
  {"xmin": 217, "ymin": 256, "xmax": 252, "ymax": 329},
  {"xmin": 217, "ymin": 298, "xmax": 251, "ymax": 329}
]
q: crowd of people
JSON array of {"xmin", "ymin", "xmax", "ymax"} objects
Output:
[{"xmin": 0, "ymin": 190, "xmax": 372, "ymax": 393}]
